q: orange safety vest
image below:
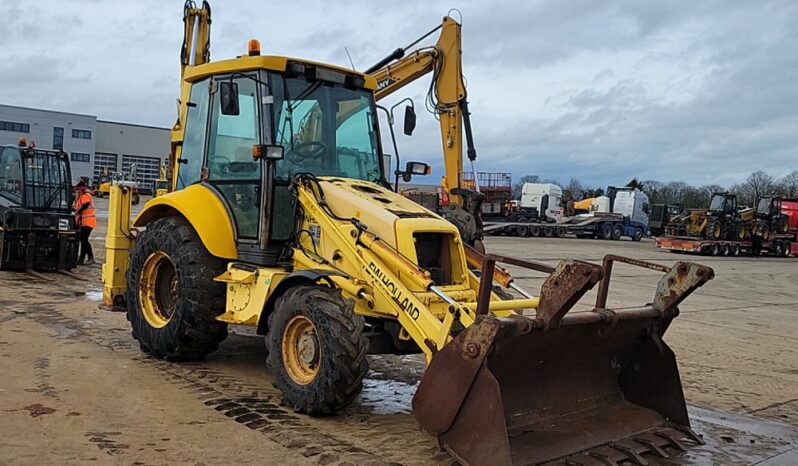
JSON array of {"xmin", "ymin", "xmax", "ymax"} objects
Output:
[{"xmin": 73, "ymin": 191, "xmax": 97, "ymax": 229}]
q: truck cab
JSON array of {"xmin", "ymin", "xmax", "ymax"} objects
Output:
[
  {"xmin": 609, "ymin": 187, "xmax": 650, "ymax": 226},
  {"xmin": 520, "ymin": 183, "xmax": 563, "ymax": 222}
]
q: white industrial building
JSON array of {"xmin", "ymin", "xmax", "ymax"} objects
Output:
[{"xmin": 0, "ymin": 104, "xmax": 170, "ymax": 193}]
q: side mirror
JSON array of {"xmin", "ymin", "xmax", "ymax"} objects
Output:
[
  {"xmin": 252, "ymin": 144, "xmax": 285, "ymax": 161},
  {"xmin": 401, "ymin": 161, "xmax": 430, "ymax": 182},
  {"xmin": 220, "ymin": 81, "xmax": 240, "ymax": 116},
  {"xmin": 403, "ymin": 105, "xmax": 416, "ymax": 136}
]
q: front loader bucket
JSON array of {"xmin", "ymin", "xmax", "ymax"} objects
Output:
[{"xmin": 413, "ymin": 256, "xmax": 714, "ymax": 465}]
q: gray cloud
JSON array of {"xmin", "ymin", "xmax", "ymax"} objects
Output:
[{"xmin": 0, "ymin": 0, "xmax": 795, "ymax": 187}]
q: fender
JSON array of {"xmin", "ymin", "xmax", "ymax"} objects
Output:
[
  {"xmin": 256, "ymin": 269, "xmax": 344, "ymax": 335},
  {"xmin": 133, "ymin": 184, "xmax": 237, "ymax": 259}
]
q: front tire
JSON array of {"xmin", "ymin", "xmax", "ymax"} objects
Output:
[
  {"xmin": 266, "ymin": 285, "xmax": 369, "ymax": 414},
  {"xmin": 126, "ymin": 217, "xmax": 227, "ymax": 360}
]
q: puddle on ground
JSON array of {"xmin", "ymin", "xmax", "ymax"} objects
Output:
[
  {"xmin": 662, "ymin": 406, "xmax": 798, "ymax": 465},
  {"xmin": 84, "ymin": 291, "xmax": 103, "ymax": 302},
  {"xmin": 358, "ymin": 375, "xmax": 417, "ymax": 416}
]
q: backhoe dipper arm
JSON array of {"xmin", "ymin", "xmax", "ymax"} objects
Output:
[
  {"xmin": 368, "ymin": 17, "xmax": 477, "ymax": 204},
  {"xmin": 180, "ymin": 1, "xmax": 212, "ymax": 79},
  {"xmin": 172, "ymin": 1, "xmax": 212, "ymax": 190}
]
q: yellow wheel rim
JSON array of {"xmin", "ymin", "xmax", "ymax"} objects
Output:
[
  {"xmin": 138, "ymin": 251, "xmax": 178, "ymax": 329},
  {"xmin": 281, "ymin": 315, "xmax": 320, "ymax": 385}
]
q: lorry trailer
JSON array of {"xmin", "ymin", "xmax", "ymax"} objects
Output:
[{"xmin": 655, "ymin": 234, "xmax": 795, "ymax": 257}]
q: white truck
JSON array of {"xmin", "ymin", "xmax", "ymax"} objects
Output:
[
  {"xmin": 519, "ymin": 183, "xmax": 564, "ymax": 222},
  {"xmin": 485, "ymin": 185, "xmax": 650, "ymax": 241},
  {"xmin": 563, "ymin": 187, "xmax": 650, "ymax": 240}
]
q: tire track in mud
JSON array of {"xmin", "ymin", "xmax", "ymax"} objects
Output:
[{"xmin": 11, "ymin": 298, "xmax": 396, "ymax": 466}]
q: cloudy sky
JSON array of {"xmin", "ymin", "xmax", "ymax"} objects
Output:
[{"xmin": 2, "ymin": 0, "xmax": 796, "ymax": 187}]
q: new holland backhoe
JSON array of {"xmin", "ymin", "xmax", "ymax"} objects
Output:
[{"xmin": 102, "ymin": 3, "xmax": 715, "ymax": 464}]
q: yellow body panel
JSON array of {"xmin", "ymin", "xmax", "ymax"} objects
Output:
[
  {"xmin": 573, "ymin": 198, "xmax": 594, "ymax": 211},
  {"xmin": 214, "ymin": 265, "xmax": 287, "ymax": 325},
  {"xmin": 133, "ymin": 184, "xmax": 237, "ymax": 260},
  {"xmin": 101, "ymin": 183, "xmax": 135, "ymax": 309},
  {"xmin": 183, "ymin": 55, "xmax": 377, "ymax": 89}
]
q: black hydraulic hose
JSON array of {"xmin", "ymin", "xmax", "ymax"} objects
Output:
[{"xmin": 460, "ymin": 100, "xmax": 478, "ymax": 162}]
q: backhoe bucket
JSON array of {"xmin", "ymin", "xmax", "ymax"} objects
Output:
[{"xmin": 413, "ymin": 256, "xmax": 714, "ymax": 465}]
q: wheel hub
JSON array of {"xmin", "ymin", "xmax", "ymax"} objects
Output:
[
  {"xmin": 298, "ymin": 333, "xmax": 320, "ymax": 365},
  {"xmin": 282, "ymin": 315, "xmax": 321, "ymax": 385},
  {"xmin": 139, "ymin": 251, "xmax": 178, "ymax": 328}
]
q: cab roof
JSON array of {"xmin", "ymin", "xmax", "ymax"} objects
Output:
[{"xmin": 183, "ymin": 55, "xmax": 377, "ymax": 91}]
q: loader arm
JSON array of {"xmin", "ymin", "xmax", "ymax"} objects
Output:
[{"xmin": 368, "ymin": 17, "xmax": 480, "ymax": 223}]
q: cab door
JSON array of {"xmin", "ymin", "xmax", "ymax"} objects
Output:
[{"xmin": 204, "ymin": 74, "xmax": 268, "ymax": 263}]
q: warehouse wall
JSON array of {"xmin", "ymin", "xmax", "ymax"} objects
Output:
[{"xmin": 0, "ymin": 104, "xmax": 96, "ymax": 182}]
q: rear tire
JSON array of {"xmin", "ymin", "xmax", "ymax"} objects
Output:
[
  {"xmin": 600, "ymin": 223, "xmax": 613, "ymax": 240},
  {"xmin": 612, "ymin": 225, "xmax": 623, "ymax": 240},
  {"xmin": 774, "ymin": 240, "xmax": 785, "ymax": 257},
  {"xmin": 711, "ymin": 243, "xmax": 720, "ymax": 256},
  {"xmin": 266, "ymin": 285, "xmax": 369, "ymax": 414},
  {"xmin": 530, "ymin": 225, "xmax": 542, "ymax": 237},
  {"xmin": 783, "ymin": 242, "xmax": 792, "ymax": 257},
  {"xmin": 126, "ymin": 217, "xmax": 227, "ymax": 360},
  {"xmin": 517, "ymin": 225, "xmax": 529, "ymax": 237},
  {"xmin": 705, "ymin": 218, "xmax": 724, "ymax": 240},
  {"xmin": 544, "ymin": 226, "xmax": 554, "ymax": 237},
  {"xmin": 721, "ymin": 243, "xmax": 731, "ymax": 256},
  {"xmin": 732, "ymin": 244, "xmax": 741, "ymax": 256}
]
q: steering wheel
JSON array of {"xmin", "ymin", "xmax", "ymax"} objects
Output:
[
  {"xmin": 287, "ymin": 141, "xmax": 327, "ymax": 162},
  {"xmin": 210, "ymin": 155, "xmax": 233, "ymax": 175}
]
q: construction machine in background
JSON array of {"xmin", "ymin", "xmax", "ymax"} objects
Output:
[
  {"xmin": 95, "ymin": 166, "xmax": 141, "ymax": 204},
  {"xmin": 0, "ymin": 139, "xmax": 79, "ymax": 270},
  {"xmin": 153, "ymin": 161, "xmax": 169, "ymax": 198},
  {"xmin": 666, "ymin": 192, "xmax": 744, "ymax": 240},
  {"xmin": 102, "ymin": 3, "xmax": 715, "ymax": 464},
  {"xmin": 649, "ymin": 204, "xmax": 681, "ymax": 237},
  {"xmin": 752, "ymin": 196, "xmax": 790, "ymax": 239},
  {"xmin": 657, "ymin": 195, "xmax": 797, "ymax": 257}
]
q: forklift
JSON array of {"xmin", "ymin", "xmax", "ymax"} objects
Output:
[{"xmin": 0, "ymin": 139, "xmax": 79, "ymax": 270}]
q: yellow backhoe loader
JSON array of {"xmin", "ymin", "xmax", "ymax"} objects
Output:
[{"xmin": 102, "ymin": 3, "xmax": 714, "ymax": 464}]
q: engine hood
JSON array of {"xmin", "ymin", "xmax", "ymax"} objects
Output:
[{"xmin": 316, "ymin": 177, "xmax": 457, "ymax": 247}]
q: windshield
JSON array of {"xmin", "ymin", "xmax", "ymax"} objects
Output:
[
  {"xmin": 709, "ymin": 195, "xmax": 725, "ymax": 211},
  {"xmin": 23, "ymin": 150, "xmax": 71, "ymax": 212},
  {"xmin": 271, "ymin": 75, "xmax": 382, "ymax": 182},
  {"xmin": 757, "ymin": 198, "xmax": 771, "ymax": 215},
  {"xmin": 0, "ymin": 147, "xmax": 23, "ymax": 203},
  {"xmin": 155, "ymin": 180, "xmax": 168, "ymax": 190}
]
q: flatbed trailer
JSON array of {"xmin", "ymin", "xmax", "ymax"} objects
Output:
[
  {"xmin": 484, "ymin": 213, "xmax": 648, "ymax": 241},
  {"xmin": 656, "ymin": 233, "xmax": 796, "ymax": 257}
]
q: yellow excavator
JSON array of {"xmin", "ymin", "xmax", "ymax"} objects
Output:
[{"xmin": 102, "ymin": 3, "xmax": 714, "ymax": 464}]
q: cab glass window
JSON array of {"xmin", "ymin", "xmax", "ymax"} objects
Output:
[
  {"xmin": 0, "ymin": 147, "xmax": 23, "ymax": 203},
  {"xmin": 207, "ymin": 76, "xmax": 261, "ymax": 181},
  {"xmin": 177, "ymin": 78, "xmax": 210, "ymax": 189}
]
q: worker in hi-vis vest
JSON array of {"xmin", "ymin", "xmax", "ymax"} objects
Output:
[{"xmin": 73, "ymin": 180, "xmax": 97, "ymax": 265}]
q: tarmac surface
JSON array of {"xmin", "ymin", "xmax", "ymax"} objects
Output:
[{"xmin": 1, "ymin": 196, "xmax": 796, "ymax": 464}]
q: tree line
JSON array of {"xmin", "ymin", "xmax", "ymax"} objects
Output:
[{"xmin": 513, "ymin": 170, "xmax": 798, "ymax": 209}]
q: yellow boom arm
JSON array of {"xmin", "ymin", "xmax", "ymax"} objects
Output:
[{"xmin": 368, "ymin": 17, "xmax": 476, "ymax": 205}]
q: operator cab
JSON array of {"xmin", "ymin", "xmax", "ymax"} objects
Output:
[
  {"xmin": 709, "ymin": 193, "xmax": 737, "ymax": 216},
  {"xmin": 174, "ymin": 54, "xmax": 390, "ymax": 265}
]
